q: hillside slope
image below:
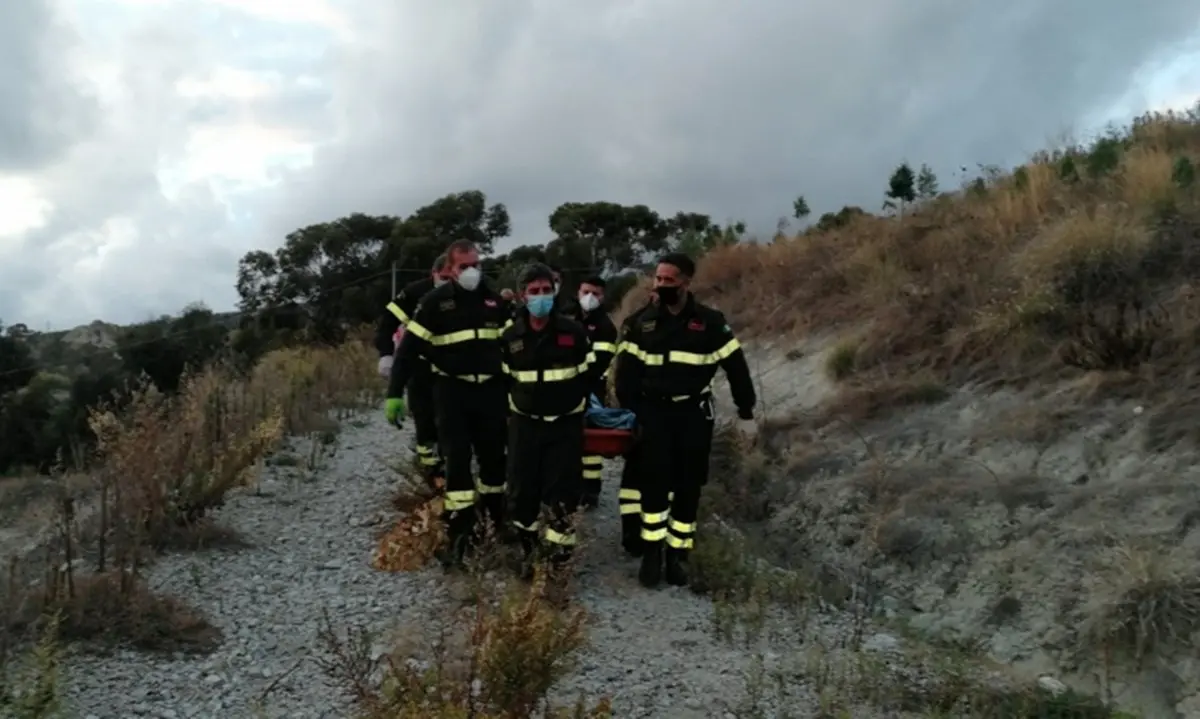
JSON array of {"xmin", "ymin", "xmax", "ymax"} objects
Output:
[{"xmin": 668, "ymin": 109, "xmax": 1200, "ymax": 717}]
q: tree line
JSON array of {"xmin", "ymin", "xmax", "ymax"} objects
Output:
[{"xmin": 0, "ymin": 161, "xmax": 945, "ymax": 476}]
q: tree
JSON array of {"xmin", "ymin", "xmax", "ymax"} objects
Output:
[
  {"xmin": 388, "ymin": 190, "xmax": 511, "ymax": 271},
  {"xmin": 547, "ymin": 201, "xmax": 668, "ymax": 272},
  {"xmin": 884, "ymin": 162, "xmax": 916, "ymax": 216},
  {"xmin": 813, "ymin": 206, "xmax": 868, "ymax": 233},
  {"xmin": 916, "ymin": 164, "xmax": 939, "ymax": 200},
  {"xmin": 793, "ymin": 196, "xmax": 810, "ymax": 220}
]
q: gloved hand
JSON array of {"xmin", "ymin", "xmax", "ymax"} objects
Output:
[
  {"xmin": 734, "ymin": 408, "xmax": 758, "ymax": 447},
  {"xmin": 377, "ymin": 355, "xmax": 394, "ymax": 378},
  {"xmin": 385, "ymin": 397, "xmax": 407, "ymax": 425}
]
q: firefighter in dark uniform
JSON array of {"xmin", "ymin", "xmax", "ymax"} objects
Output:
[
  {"xmin": 615, "ymin": 253, "xmax": 756, "ymax": 588},
  {"xmin": 375, "ymin": 254, "xmax": 449, "ymax": 487},
  {"xmin": 501, "ymin": 263, "xmax": 601, "ymax": 579},
  {"xmin": 614, "ymin": 294, "xmax": 656, "ymax": 557},
  {"xmin": 387, "ymin": 240, "xmax": 513, "ymax": 568},
  {"xmin": 570, "ymin": 275, "xmax": 618, "ymax": 509}
]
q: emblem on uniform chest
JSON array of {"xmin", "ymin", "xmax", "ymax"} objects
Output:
[
  {"xmin": 439, "ymin": 300, "xmax": 455, "ymax": 311},
  {"xmin": 641, "ymin": 321, "xmax": 656, "ymax": 333},
  {"xmin": 557, "ymin": 334, "xmax": 575, "ymax": 347},
  {"xmin": 509, "ymin": 340, "xmax": 524, "ymax": 353},
  {"xmin": 688, "ymin": 319, "xmax": 706, "ymax": 331},
  {"xmin": 484, "ymin": 298, "xmax": 498, "ymax": 307}
]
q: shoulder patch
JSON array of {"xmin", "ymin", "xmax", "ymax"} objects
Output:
[{"xmin": 438, "ymin": 299, "xmax": 456, "ymax": 311}]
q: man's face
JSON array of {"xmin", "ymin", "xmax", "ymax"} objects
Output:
[
  {"xmin": 448, "ymin": 248, "xmax": 481, "ymax": 279},
  {"xmin": 579, "ymin": 282, "xmax": 604, "ymax": 303},
  {"xmin": 654, "ymin": 263, "xmax": 686, "ymax": 290},
  {"xmin": 523, "ymin": 277, "xmax": 554, "ymax": 302}
]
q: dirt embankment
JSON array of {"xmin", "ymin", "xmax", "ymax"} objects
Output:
[{"xmin": 676, "ymin": 112, "xmax": 1200, "ymax": 717}]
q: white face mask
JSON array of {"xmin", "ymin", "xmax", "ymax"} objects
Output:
[
  {"xmin": 434, "ymin": 277, "xmax": 448, "ymax": 288},
  {"xmin": 578, "ymin": 292, "xmax": 601, "ymax": 312},
  {"xmin": 553, "ymin": 282, "xmax": 561, "ymax": 296},
  {"xmin": 456, "ymin": 266, "xmax": 482, "ymax": 291}
]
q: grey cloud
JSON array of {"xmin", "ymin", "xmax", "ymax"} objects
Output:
[
  {"xmin": 271, "ymin": 0, "xmax": 1200, "ymax": 245},
  {"xmin": 0, "ymin": 2, "xmax": 96, "ymax": 171}
]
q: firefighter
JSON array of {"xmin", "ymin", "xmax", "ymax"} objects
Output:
[
  {"xmin": 615, "ymin": 253, "xmax": 756, "ymax": 588},
  {"xmin": 386, "ymin": 240, "xmax": 512, "ymax": 568},
  {"xmin": 501, "ymin": 262, "xmax": 600, "ymax": 579},
  {"xmin": 614, "ymin": 293, "xmax": 656, "ymax": 557},
  {"xmin": 375, "ymin": 254, "xmax": 450, "ymax": 487},
  {"xmin": 571, "ymin": 275, "xmax": 618, "ymax": 509}
]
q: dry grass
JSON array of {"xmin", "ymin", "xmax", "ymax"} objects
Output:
[
  {"xmin": 693, "ymin": 109, "xmax": 1200, "ymax": 391},
  {"xmin": 1, "ymin": 337, "xmax": 379, "ymax": 711},
  {"xmin": 325, "ymin": 547, "xmax": 609, "ymax": 719}
]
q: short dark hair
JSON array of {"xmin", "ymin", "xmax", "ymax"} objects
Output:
[
  {"xmin": 431, "ymin": 253, "xmax": 448, "ymax": 272},
  {"xmin": 579, "ymin": 275, "xmax": 606, "ymax": 289},
  {"xmin": 446, "ymin": 240, "xmax": 478, "ymax": 262},
  {"xmin": 519, "ymin": 262, "xmax": 555, "ymax": 290},
  {"xmin": 657, "ymin": 252, "xmax": 695, "ymax": 278}
]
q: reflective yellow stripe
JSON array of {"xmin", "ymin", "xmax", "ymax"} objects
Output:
[
  {"xmin": 416, "ymin": 444, "xmax": 437, "ymax": 455},
  {"xmin": 583, "ymin": 469, "xmax": 602, "ymax": 479},
  {"xmin": 619, "ymin": 488, "xmax": 642, "ymax": 515},
  {"xmin": 643, "ymin": 510, "xmax": 668, "ymax": 523},
  {"xmin": 666, "ymin": 534, "xmax": 694, "ymax": 549},
  {"xmin": 619, "ymin": 338, "xmax": 740, "ymax": 367},
  {"xmin": 507, "ymin": 397, "xmax": 586, "ymax": 422},
  {"xmin": 619, "ymin": 341, "xmax": 664, "ymax": 365},
  {"xmin": 387, "ymin": 302, "xmax": 410, "ymax": 324},
  {"xmin": 669, "ymin": 338, "xmax": 741, "ymax": 365},
  {"xmin": 475, "ymin": 478, "xmax": 506, "ymax": 495},
  {"xmin": 670, "ymin": 519, "xmax": 696, "ymax": 534},
  {"xmin": 431, "ymin": 327, "xmax": 504, "ymax": 346},
  {"xmin": 432, "ymin": 367, "xmax": 494, "ymax": 382},
  {"xmin": 582, "ymin": 455, "xmax": 603, "ymax": 466},
  {"xmin": 504, "ymin": 352, "xmax": 595, "ymax": 383},
  {"xmin": 592, "ymin": 341, "xmax": 617, "ymax": 353},
  {"xmin": 544, "ymin": 527, "xmax": 576, "ymax": 546},
  {"xmin": 406, "ymin": 320, "xmax": 434, "ymax": 341},
  {"xmin": 643, "ymin": 507, "xmax": 669, "ymax": 541},
  {"xmin": 445, "ymin": 490, "xmax": 476, "ymax": 511},
  {"xmin": 513, "ymin": 519, "xmax": 539, "ymax": 532}
]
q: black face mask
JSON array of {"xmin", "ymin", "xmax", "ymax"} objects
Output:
[{"xmin": 655, "ymin": 286, "xmax": 681, "ymax": 305}]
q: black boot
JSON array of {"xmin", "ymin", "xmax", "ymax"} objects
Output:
[
  {"xmin": 516, "ymin": 531, "xmax": 538, "ymax": 582},
  {"xmin": 621, "ymin": 515, "xmax": 644, "ymax": 558},
  {"xmin": 581, "ymin": 479, "xmax": 601, "ymax": 510},
  {"xmin": 665, "ymin": 547, "xmax": 689, "ymax": 587},
  {"xmin": 436, "ymin": 509, "xmax": 475, "ymax": 571},
  {"xmin": 638, "ymin": 541, "xmax": 663, "ymax": 588}
]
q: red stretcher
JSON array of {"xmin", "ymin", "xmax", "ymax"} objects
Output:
[{"xmin": 583, "ymin": 428, "xmax": 635, "ymax": 458}]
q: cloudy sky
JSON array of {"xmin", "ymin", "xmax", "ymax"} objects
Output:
[{"xmin": 1, "ymin": 0, "xmax": 1198, "ymax": 330}]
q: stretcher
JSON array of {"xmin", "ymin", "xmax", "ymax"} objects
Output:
[{"xmin": 583, "ymin": 428, "xmax": 634, "ymax": 458}]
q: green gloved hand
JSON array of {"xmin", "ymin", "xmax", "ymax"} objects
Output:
[{"xmin": 385, "ymin": 397, "xmax": 407, "ymax": 425}]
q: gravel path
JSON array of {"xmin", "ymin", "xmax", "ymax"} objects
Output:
[{"xmin": 61, "ymin": 411, "xmax": 820, "ymax": 719}]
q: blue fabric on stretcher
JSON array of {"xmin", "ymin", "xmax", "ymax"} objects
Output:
[{"xmin": 585, "ymin": 394, "xmax": 636, "ymax": 430}]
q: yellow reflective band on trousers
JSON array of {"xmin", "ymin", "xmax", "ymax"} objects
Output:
[
  {"xmin": 618, "ymin": 338, "xmax": 741, "ymax": 367},
  {"xmin": 544, "ymin": 527, "xmax": 576, "ymax": 546},
  {"xmin": 474, "ymin": 477, "xmax": 506, "ymax": 495},
  {"xmin": 512, "ymin": 519, "xmax": 539, "ymax": 533},
  {"xmin": 666, "ymin": 518, "xmax": 697, "ymax": 550},
  {"xmin": 618, "ymin": 488, "xmax": 641, "ymax": 515},
  {"xmin": 507, "ymin": 397, "xmax": 586, "ymax": 422},
  {"xmin": 416, "ymin": 444, "xmax": 439, "ymax": 467},
  {"xmin": 582, "ymin": 455, "xmax": 603, "ymax": 479},
  {"xmin": 641, "ymin": 509, "xmax": 669, "ymax": 542},
  {"xmin": 592, "ymin": 341, "xmax": 617, "ymax": 354},
  {"xmin": 430, "ymin": 327, "xmax": 504, "ymax": 346},
  {"xmin": 386, "ymin": 302, "xmax": 410, "ymax": 324},
  {"xmin": 503, "ymin": 351, "xmax": 596, "ymax": 383},
  {"xmin": 444, "ymin": 490, "xmax": 475, "ymax": 511}
]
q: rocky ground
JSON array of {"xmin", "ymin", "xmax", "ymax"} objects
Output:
[{"xmin": 57, "ymin": 411, "xmax": 851, "ymax": 719}]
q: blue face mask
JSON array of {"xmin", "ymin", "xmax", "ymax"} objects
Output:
[{"xmin": 526, "ymin": 294, "xmax": 555, "ymax": 318}]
